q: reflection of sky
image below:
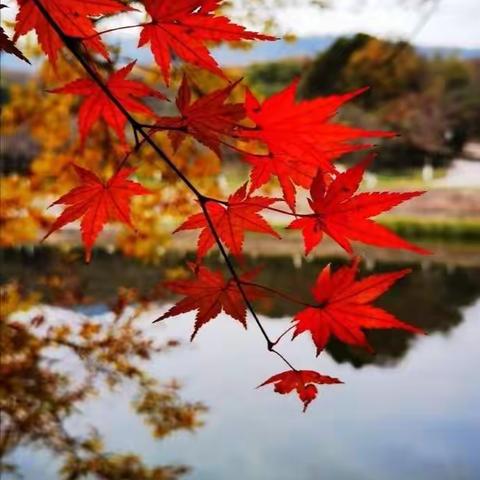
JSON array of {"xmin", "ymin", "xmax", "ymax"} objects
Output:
[{"xmin": 10, "ymin": 300, "xmax": 480, "ymax": 479}]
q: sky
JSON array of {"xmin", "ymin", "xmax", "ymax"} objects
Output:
[
  {"xmin": 1, "ymin": 0, "xmax": 479, "ymax": 49},
  {"xmin": 274, "ymin": 0, "xmax": 480, "ymax": 48}
]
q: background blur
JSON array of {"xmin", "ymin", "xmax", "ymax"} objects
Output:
[{"xmin": 1, "ymin": 0, "xmax": 479, "ymax": 478}]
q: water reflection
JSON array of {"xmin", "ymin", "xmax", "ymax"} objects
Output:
[
  {"xmin": 1, "ymin": 281, "xmax": 206, "ymax": 479},
  {"xmin": 2, "ymin": 246, "xmax": 480, "ymax": 479},
  {"xmin": 2, "ymin": 247, "xmax": 480, "ymax": 369}
]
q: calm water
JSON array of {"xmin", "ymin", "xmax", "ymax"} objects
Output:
[{"xmin": 3, "ymin": 247, "xmax": 480, "ymax": 479}]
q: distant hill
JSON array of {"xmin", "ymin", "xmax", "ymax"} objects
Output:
[
  {"xmin": 2, "ymin": 35, "xmax": 479, "ymax": 74},
  {"xmin": 213, "ymin": 36, "xmax": 337, "ymax": 65},
  {"xmin": 116, "ymin": 35, "xmax": 480, "ymax": 66}
]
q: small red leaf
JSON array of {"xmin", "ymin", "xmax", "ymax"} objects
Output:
[
  {"xmin": 155, "ymin": 264, "xmax": 264, "ymax": 340},
  {"xmin": 0, "ymin": 14, "xmax": 30, "ymax": 63},
  {"xmin": 139, "ymin": 0, "xmax": 275, "ymax": 84},
  {"xmin": 51, "ymin": 62, "xmax": 166, "ymax": 144},
  {"xmin": 258, "ymin": 370, "xmax": 342, "ymax": 412},
  {"xmin": 14, "ymin": 0, "xmax": 132, "ymax": 64},
  {"xmin": 175, "ymin": 184, "xmax": 280, "ymax": 259},
  {"xmin": 155, "ymin": 76, "xmax": 245, "ymax": 156}
]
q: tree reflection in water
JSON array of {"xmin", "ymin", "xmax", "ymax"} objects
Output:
[
  {"xmin": 0, "ymin": 281, "xmax": 206, "ymax": 479},
  {"xmin": 2, "ymin": 246, "xmax": 480, "ymax": 477},
  {"xmin": 250, "ymin": 256, "xmax": 480, "ymax": 368},
  {"xmin": 3, "ymin": 247, "xmax": 480, "ymax": 371}
]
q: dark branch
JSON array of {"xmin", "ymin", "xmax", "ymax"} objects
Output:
[{"xmin": 32, "ymin": 0, "xmax": 296, "ymax": 371}]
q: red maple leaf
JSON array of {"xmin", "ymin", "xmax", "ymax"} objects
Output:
[
  {"xmin": 155, "ymin": 264, "xmax": 264, "ymax": 340},
  {"xmin": 175, "ymin": 183, "xmax": 280, "ymax": 259},
  {"xmin": 138, "ymin": 0, "xmax": 275, "ymax": 84},
  {"xmin": 43, "ymin": 164, "xmax": 150, "ymax": 262},
  {"xmin": 245, "ymin": 153, "xmax": 319, "ymax": 212},
  {"xmin": 292, "ymin": 258, "xmax": 424, "ymax": 355},
  {"xmin": 154, "ymin": 76, "xmax": 245, "ymax": 156},
  {"xmin": 13, "ymin": 0, "xmax": 132, "ymax": 64},
  {"xmin": 288, "ymin": 156, "xmax": 430, "ymax": 255},
  {"xmin": 51, "ymin": 62, "xmax": 166, "ymax": 144},
  {"xmin": 258, "ymin": 370, "xmax": 342, "ymax": 412},
  {"xmin": 241, "ymin": 81, "xmax": 394, "ymax": 209}
]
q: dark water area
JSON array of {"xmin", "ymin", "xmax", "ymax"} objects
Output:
[{"xmin": 2, "ymin": 246, "xmax": 480, "ymax": 479}]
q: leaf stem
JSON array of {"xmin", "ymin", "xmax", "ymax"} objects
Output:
[
  {"xmin": 79, "ymin": 23, "xmax": 149, "ymax": 41},
  {"xmin": 241, "ymin": 281, "xmax": 315, "ymax": 308},
  {"xmin": 272, "ymin": 325, "xmax": 296, "ymax": 347}
]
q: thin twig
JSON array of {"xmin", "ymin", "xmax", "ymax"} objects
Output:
[
  {"xmin": 241, "ymin": 281, "xmax": 315, "ymax": 308},
  {"xmin": 272, "ymin": 325, "xmax": 296, "ymax": 347},
  {"xmin": 79, "ymin": 23, "xmax": 149, "ymax": 41},
  {"xmin": 198, "ymin": 199, "xmax": 275, "ymax": 350}
]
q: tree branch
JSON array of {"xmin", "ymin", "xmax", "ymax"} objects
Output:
[{"xmin": 32, "ymin": 0, "xmax": 296, "ymax": 371}]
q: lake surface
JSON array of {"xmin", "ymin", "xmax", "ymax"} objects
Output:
[{"xmin": 3, "ymin": 247, "xmax": 480, "ymax": 480}]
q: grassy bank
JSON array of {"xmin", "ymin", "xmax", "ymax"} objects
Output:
[{"xmin": 378, "ymin": 217, "xmax": 480, "ymax": 242}]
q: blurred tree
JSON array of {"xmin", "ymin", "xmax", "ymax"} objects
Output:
[
  {"xmin": 343, "ymin": 38, "xmax": 424, "ymax": 105},
  {"xmin": 298, "ymin": 34, "xmax": 479, "ymax": 169},
  {"xmin": 0, "ymin": 281, "xmax": 206, "ymax": 479},
  {"xmin": 300, "ymin": 34, "xmax": 425, "ymax": 106},
  {"xmin": 299, "ymin": 33, "xmax": 372, "ymax": 98},
  {"xmin": 246, "ymin": 59, "xmax": 307, "ymax": 96}
]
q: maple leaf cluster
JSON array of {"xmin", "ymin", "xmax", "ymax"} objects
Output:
[{"xmin": 4, "ymin": 0, "xmax": 430, "ymax": 411}]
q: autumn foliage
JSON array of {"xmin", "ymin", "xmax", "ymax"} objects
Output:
[
  {"xmin": 2, "ymin": 0, "xmax": 430, "ymax": 411},
  {"xmin": 43, "ymin": 165, "xmax": 150, "ymax": 262}
]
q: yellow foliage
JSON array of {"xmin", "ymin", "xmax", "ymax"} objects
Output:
[
  {"xmin": 0, "ymin": 175, "xmax": 44, "ymax": 246},
  {"xmin": 1, "ymin": 281, "xmax": 206, "ymax": 478},
  {"xmin": 0, "ymin": 282, "xmax": 41, "ymax": 319}
]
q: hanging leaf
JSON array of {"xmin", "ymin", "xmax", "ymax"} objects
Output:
[
  {"xmin": 241, "ymin": 81, "xmax": 394, "ymax": 209},
  {"xmin": 289, "ymin": 156, "xmax": 430, "ymax": 255},
  {"xmin": 154, "ymin": 76, "xmax": 245, "ymax": 156},
  {"xmin": 258, "ymin": 370, "xmax": 342, "ymax": 412},
  {"xmin": 292, "ymin": 258, "xmax": 424, "ymax": 355},
  {"xmin": 43, "ymin": 165, "xmax": 150, "ymax": 262},
  {"xmin": 175, "ymin": 183, "xmax": 280, "ymax": 259},
  {"xmin": 155, "ymin": 264, "xmax": 264, "ymax": 340},
  {"xmin": 51, "ymin": 62, "xmax": 166, "ymax": 144},
  {"xmin": 139, "ymin": 0, "xmax": 275, "ymax": 84},
  {"xmin": 14, "ymin": 0, "xmax": 132, "ymax": 63}
]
